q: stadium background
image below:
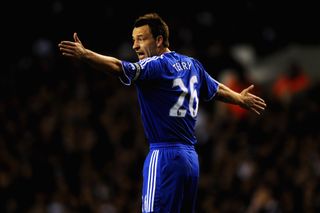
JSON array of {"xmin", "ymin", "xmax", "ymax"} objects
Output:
[{"xmin": 1, "ymin": 1, "xmax": 320, "ymax": 212}]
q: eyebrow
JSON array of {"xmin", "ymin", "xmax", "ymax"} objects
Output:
[{"xmin": 132, "ymin": 34, "xmax": 144, "ymax": 39}]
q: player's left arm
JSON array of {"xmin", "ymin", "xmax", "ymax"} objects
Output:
[{"xmin": 215, "ymin": 83, "xmax": 266, "ymax": 115}]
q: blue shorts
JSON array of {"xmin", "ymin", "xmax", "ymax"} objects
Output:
[{"xmin": 141, "ymin": 143, "xmax": 199, "ymax": 213}]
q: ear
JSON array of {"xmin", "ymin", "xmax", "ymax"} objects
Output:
[{"xmin": 156, "ymin": 35, "xmax": 164, "ymax": 48}]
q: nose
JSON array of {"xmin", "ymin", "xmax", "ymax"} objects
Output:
[{"xmin": 132, "ymin": 40, "xmax": 139, "ymax": 50}]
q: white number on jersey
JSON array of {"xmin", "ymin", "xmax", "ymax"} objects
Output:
[{"xmin": 169, "ymin": 76, "xmax": 199, "ymax": 117}]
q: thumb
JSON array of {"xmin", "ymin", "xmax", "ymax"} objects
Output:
[
  {"xmin": 73, "ymin": 32, "xmax": 82, "ymax": 44},
  {"xmin": 246, "ymin": 84, "xmax": 254, "ymax": 92},
  {"xmin": 242, "ymin": 84, "xmax": 254, "ymax": 95}
]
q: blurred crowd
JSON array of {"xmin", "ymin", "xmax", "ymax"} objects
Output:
[
  {"xmin": 1, "ymin": 36, "xmax": 320, "ymax": 213},
  {"xmin": 1, "ymin": 2, "xmax": 320, "ymax": 213}
]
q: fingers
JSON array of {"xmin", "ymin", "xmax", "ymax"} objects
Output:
[
  {"xmin": 58, "ymin": 41, "xmax": 76, "ymax": 47},
  {"xmin": 250, "ymin": 99, "xmax": 267, "ymax": 115},
  {"xmin": 251, "ymin": 108, "xmax": 260, "ymax": 115},
  {"xmin": 254, "ymin": 98, "xmax": 267, "ymax": 108},
  {"xmin": 248, "ymin": 93, "xmax": 265, "ymax": 103},
  {"xmin": 249, "ymin": 105, "xmax": 263, "ymax": 115},
  {"xmin": 59, "ymin": 46, "xmax": 76, "ymax": 56},
  {"xmin": 58, "ymin": 42, "xmax": 72, "ymax": 52},
  {"xmin": 243, "ymin": 93, "xmax": 267, "ymax": 115},
  {"xmin": 58, "ymin": 41, "xmax": 75, "ymax": 57},
  {"xmin": 254, "ymin": 103, "xmax": 265, "ymax": 111}
]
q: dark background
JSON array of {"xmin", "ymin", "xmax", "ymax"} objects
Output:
[{"xmin": 1, "ymin": 1, "xmax": 319, "ymax": 212}]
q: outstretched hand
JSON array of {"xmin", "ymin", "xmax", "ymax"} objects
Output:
[
  {"xmin": 240, "ymin": 85, "xmax": 266, "ymax": 115},
  {"xmin": 58, "ymin": 32, "xmax": 87, "ymax": 59}
]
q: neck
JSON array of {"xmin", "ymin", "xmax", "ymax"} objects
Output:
[{"xmin": 158, "ymin": 47, "xmax": 171, "ymax": 56}]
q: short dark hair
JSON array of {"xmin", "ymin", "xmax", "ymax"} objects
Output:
[{"xmin": 134, "ymin": 13, "xmax": 170, "ymax": 48}]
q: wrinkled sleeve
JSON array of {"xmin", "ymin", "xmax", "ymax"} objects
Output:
[
  {"xmin": 201, "ymin": 71, "xmax": 219, "ymax": 101},
  {"xmin": 193, "ymin": 59, "xmax": 219, "ymax": 101}
]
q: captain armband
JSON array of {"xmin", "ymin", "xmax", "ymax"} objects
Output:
[{"xmin": 132, "ymin": 63, "xmax": 141, "ymax": 81}]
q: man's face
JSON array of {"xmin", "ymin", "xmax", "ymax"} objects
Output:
[{"xmin": 132, "ymin": 25, "xmax": 158, "ymax": 60}]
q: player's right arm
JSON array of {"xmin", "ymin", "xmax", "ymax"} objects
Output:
[{"xmin": 58, "ymin": 32, "xmax": 122, "ymax": 76}]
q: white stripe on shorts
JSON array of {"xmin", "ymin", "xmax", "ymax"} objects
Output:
[{"xmin": 146, "ymin": 150, "xmax": 159, "ymax": 212}]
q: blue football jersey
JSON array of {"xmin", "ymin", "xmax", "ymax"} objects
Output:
[{"xmin": 120, "ymin": 52, "xmax": 219, "ymax": 145}]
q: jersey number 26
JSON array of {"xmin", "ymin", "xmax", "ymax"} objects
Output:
[{"xmin": 169, "ymin": 76, "xmax": 199, "ymax": 118}]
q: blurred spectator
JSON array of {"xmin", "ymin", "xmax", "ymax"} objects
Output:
[
  {"xmin": 246, "ymin": 183, "xmax": 280, "ymax": 213},
  {"xmin": 272, "ymin": 60, "xmax": 311, "ymax": 104}
]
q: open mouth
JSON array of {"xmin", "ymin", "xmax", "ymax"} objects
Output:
[{"xmin": 137, "ymin": 52, "xmax": 145, "ymax": 59}]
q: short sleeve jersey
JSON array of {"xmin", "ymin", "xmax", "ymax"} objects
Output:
[{"xmin": 120, "ymin": 52, "xmax": 219, "ymax": 145}]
